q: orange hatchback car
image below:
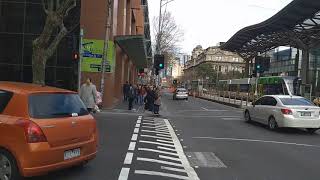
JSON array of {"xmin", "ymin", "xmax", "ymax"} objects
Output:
[{"xmin": 0, "ymin": 82, "xmax": 98, "ymax": 180}]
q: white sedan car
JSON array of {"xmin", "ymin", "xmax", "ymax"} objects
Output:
[
  {"xmin": 173, "ymin": 88, "xmax": 188, "ymax": 100},
  {"xmin": 244, "ymin": 95, "xmax": 320, "ymax": 133}
]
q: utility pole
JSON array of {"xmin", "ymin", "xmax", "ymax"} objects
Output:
[{"xmin": 100, "ymin": 0, "xmax": 112, "ymax": 102}]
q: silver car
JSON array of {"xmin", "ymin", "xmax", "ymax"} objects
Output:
[
  {"xmin": 173, "ymin": 88, "xmax": 188, "ymax": 100},
  {"xmin": 244, "ymin": 95, "xmax": 320, "ymax": 133}
]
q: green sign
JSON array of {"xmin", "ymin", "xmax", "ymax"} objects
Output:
[{"xmin": 81, "ymin": 39, "xmax": 115, "ymax": 73}]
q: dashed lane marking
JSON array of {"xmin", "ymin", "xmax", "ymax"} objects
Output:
[
  {"xmin": 134, "ymin": 128, "xmax": 139, "ymax": 133},
  {"xmin": 131, "ymin": 134, "xmax": 138, "ymax": 141},
  {"xmin": 124, "ymin": 152, "xmax": 134, "ymax": 165},
  {"xmin": 118, "ymin": 168, "xmax": 130, "ymax": 180},
  {"xmin": 128, "ymin": 142, "xmax": 136, "ymax": 151}
]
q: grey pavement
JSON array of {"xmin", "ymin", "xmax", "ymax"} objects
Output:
[{"xmin": 27, "ymin": 91, "xmax": 320, "ymax": 180}]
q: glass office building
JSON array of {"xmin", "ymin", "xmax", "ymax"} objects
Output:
[
  {"xmin": 265, "ymin": 47, "xmax": 320, "ymax": 94},
  {"xmin": 0, "ymin": 0, "xmax": 80, "ymax": 90}
]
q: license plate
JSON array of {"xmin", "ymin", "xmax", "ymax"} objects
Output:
[
  {"xmin": 301, "ymin": 112, "xmax": 311, "ymax": 117},
  {"xmin": 64, "ymin": 148, "xmax": 80, "ymax": 160}
]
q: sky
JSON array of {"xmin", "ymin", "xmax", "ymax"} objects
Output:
[{"xmin": 148, "ymin": 0, "xmax": 294, "ymax": 54}]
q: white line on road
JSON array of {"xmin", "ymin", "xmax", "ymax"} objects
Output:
[
  {"xmin": 164, "ymin": 119, "xmax": 200, "ymax": 180},
  {"xmin": 128, "ymin": 142, "xmax": 136, "ymax": 151},
  {"xmin": 137, "ymin": 120, "xmax": 141, "ymax": 123},
  {"xmin": 140, "ymin": 134, "xmax": 172, "ymax": 141},
  {"xmin": 156, "ymin": 139, "xmax": 174, "ymax": 144},
  {"xmin": 124, "ymin": 152, "xmax": 134, "ymax": 165},
  {"xmin": 192, "ymin": 137, "xmax": 320, "ymax": 148},
  {"xmin": 143, "ymin": 120, "xmax": 154, "ymax": 123},
  {"xmin": 156, "ymin": 133, "xmax": 172, "ymax": 138},
  {"xmin": 141, "ymin": 129, "xmax": 170, "ymax": 135},
  {"xmin": 131, "ymin": 134, "xmax": 138, "ymax": 141},
  {"xmin": 135, "ymin": 170, "xmax": 189, "ymax": 180},
  {"xmin": 157, "ymin": 146, "xmax": 177, "ymax": 152},
  {"xmin": 159, "ymin": 155, "xmax": 182, "ymax": 162},
  {"xmin": 201, "ymin": 107, "xmax": 209, "ymax": 111},
  {"xmin": 142, "ymin": 125, "xmax": 167, "ymax": 129},
  {"xmin": 139, "ymin": 140, "xmax": 175, "ymax": 147},
  {"xmin": 134, "ymin": 128, "xmax": 139, "ymax": 133},
  {"xmin": 137, "ymin": 157, "xmax": 184, "ymax": 167},
  {"xmin": 138, "ymin": 148, "xmax": 179, "ymax": 156},
  {"xmin": 118, "ymin": 168, "xmax": 130, "ymax": 180},
  {"xmin": 161, "ymin": 166, "xmax": 187, "ymax": 173},
  {"xmin": 135, "ymin": 123, "xmax": 141, "ymax": 128}
]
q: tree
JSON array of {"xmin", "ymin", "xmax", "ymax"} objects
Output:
[
  {"xmin": 195, "ymin": 63, "xmax": 218, "ymax": 83},
  {"xmin": 32, "ymin": 0, "xmax": 78, "ymax": 85},
  {"xmin": 153, "ymin": 11, "xmax": 184, "ymax": 55}
]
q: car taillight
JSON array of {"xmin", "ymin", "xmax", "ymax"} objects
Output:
[
  {"xmin": 281, "ymin": 109, "xmax": 293, "ymax": 115},
  {"xmin": 16, "ymin": 119, "xmax": 47, "ymax": 143}
]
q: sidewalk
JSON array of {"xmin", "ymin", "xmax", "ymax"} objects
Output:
[{"xmin": 196, "ymin": 93, "xmax": 252, "ymax": 108}]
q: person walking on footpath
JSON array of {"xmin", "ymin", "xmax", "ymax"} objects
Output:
[
  {"xmin": 80, "ymin": 78, "xmax": 97, "ymax": 113},
  {"xmin": 128, "ymin": 84, "xmax": 136, "ymax": 110},
  {"xmin": 154, "ymin": 88, "xmax": 161, "ymax": 115},
  {"xmin": 123, "ymin": 81, "xmax": 129, "ymax": 101}
]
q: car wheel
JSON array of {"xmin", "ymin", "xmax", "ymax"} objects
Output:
[
  {"xmin": 268, "ymin": 117, "xmax": 278, "ymax": 130},
  {"xmin": 0, "ymin": 149, "xmax": 21, "ymax": 180},
  {"xmin": 306, "ymin": 128, "xmax": 319, "ymax": 134},
  {"xmin": 244, "ymin": 110, "xmax": 251, "ymax": 123}
]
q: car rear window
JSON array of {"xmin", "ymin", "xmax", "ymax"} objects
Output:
[
  {"xmin": 177, "ymin": 89, "xmax": 187, "ymax": 93},
  {"xmin": 0, "ymin": 90, "xmax": 13, "ymax": 113},
  {"xmin": 29, "ymin": 93, "xmax": 89, "ymax": 119},
  {"xmin": 280, "ymin": 98, "xmax": 315, "ymax": 106}
]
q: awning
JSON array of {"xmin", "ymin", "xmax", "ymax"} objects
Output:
[{"xmin": 114, "ymin": 35, "xmax": 147, "ymax": 68}]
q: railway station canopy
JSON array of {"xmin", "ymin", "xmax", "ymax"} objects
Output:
[{"xmin": 221, "ymin": 0, "xmax": 320, "ymax": 59}]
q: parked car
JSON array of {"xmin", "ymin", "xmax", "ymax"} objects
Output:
[
  {"xmin": 173, "ymin": 88, "xmax": 188, "ymax": 100},
  {"xmin": 244, "ymin": 95, "xmax": 320, "ymax": 133},
  {"xmin": 0, "ymin": 82, "xmax": 98, "ymax": 179}
]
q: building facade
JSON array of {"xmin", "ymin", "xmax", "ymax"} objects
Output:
[
  {"xmin": 0, "ymin": 0, "xmax": 152, "ymax": 108},
  {"xmin": 184, "ymin": 45, "xmax": 245, "ymax": 81}
]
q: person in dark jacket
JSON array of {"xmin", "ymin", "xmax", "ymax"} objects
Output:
[
  {"xmin": 128, "ymin": 84, "xmax": 136, "ymax": 110},
  {"xmin": 123, "ymin": 81, "xmax": 129, "ymax": 101}
]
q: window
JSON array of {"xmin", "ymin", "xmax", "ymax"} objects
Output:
[
  {"xmin": 280, "ymin": 98, "xmax": 314, "ymax": 106},
  {"xmin": 254, "ymin": 98, "xmax": 262, "ymax": 105},
  {"xmin": 0, "ymin": 90, "xmax": 13, "ymax": 113},
  {"xmin": 262, "ymin": 97, "xmax": 277, "ymax": 106},
  {"xmin": 29, "ymin": 93, "xmax": 89, "ymax": 119}
]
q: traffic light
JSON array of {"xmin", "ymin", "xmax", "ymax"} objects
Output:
[
  {"xmin": 154, "ymin": 54, "xmax": 165, "ymax": 69},
  {"xmin": 255, "ymin": 56, "xmax": 270, "ymax": 73},
  {"xmin": 72, "ymin": 51, "xmax": 79, "ymax": 61}
]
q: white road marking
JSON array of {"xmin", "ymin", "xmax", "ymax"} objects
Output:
[
  {"xmin": 137, "ymin": 120, "xmax": 141, "ymax": 123},
  {"xmin": 140, "ymin": 134, "xmax": 172, "ymax": 141},
  {"xmin": 142, "ymin": 122, "xmax": 156, "ymax": 126},
  {"xmin": 124, "ymin": 152, "xmax": 134, "ymax": 165},
  {"xmin": 161, "ymin": 166, "xmax": 187, "ymax": 173},
  {"xmin": 135, "ymin": 170, "xmax": 189, "ymax": 180},
  {"xmin": 201, "ymin": 107, "xmax": 209, "ymax": 111},
  {"xmin": 221, "ymin": 118, "xmax": 242, "ymax": 121},
  {"xmin": 156, "ymin": 133, "xmax": 172, "ymax": 138},
  {"xmin": 134, "ymin": 128, "xmax": 139, "ymax": 133},
  {"xmin": 156, "ymin": 139, "xmax": 174, "ymax": 144},
  {"xmin": 128, "ymin": 142, "xmax": 136, "ymax": 151},
  {"xmin": 143, "ymin": 120, "xmax": 154, "ymax": 123},
  {"xmin": 138, "ymin": 148, "xmax": 179, "ymax": 156},
  {"xmin": 131, "ymin": 134, "xmax": 138, "ymax": 141},
  {"xmin": 157, "ymin": 146, "xmax": 177, "ymax": 152},
  {"xmin": 156, "ymin": 127, "xmax": 169, "ymax": 131},
  {"xmin": 118, "ymin": 168, "xmax": 130, "ymax": 180},
  {"xmin": 193, "ymin": 137, "xmax": 320, "ymax": 148},
  {"xmin": 139, "ymin": 140, "xmax": 175, "ymax": 147},
  {"xmin": 141, "ymin": 130, "xmax": 170, "ymax": 135},
  {"xmin": 137, "ymin": 157, "xmax": 184, "ymax": 167},
  {"xmin": 159, "ymin": 155, "xmax": 182, "ymax": 162},
  {"xmin": 142, "ymin": 125, "xmax": 167, "ymax": 129},
  {"xmin": 164, "ymin": 119, "xmax": 200, "ymax": 180},
  {"xmin": 135, "ymin": 124, "xmax": 141, "ymax": 128}
]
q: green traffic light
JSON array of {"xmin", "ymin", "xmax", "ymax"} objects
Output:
[
  {"xmin": 159, "ymin": 63, "xmax": 163, "ymax": 68},
  {"xmin": 257, "ymin": 65, "xmax": 261, "ymax": 69}
]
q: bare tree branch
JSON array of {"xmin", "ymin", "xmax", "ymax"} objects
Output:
[{"xmin": 42, "ymin": 0, "xmax": 49, "ymax": 14}]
